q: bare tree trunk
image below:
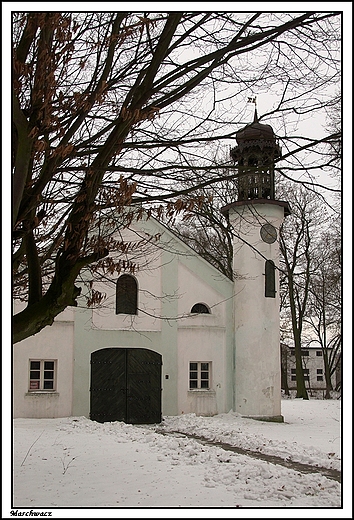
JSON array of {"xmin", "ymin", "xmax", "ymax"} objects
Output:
[
  {"xmin": 293, "ymin": 325, "xmax": 309, "ymax": 400},
  {"xmin": 280, "ymin": 344, "xmax": 290, "ymax": 396}
]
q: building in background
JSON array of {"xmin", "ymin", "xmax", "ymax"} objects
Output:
[{"xmin": 281, "ymin": 343, "xmax": 341, "ymax": 397}]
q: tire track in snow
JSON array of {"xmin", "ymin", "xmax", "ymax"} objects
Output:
[{"xmin": 155, "ymin": 429, "xmax": 341, "ymax": 483}]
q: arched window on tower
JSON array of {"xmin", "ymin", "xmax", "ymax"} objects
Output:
[
  {"xmin": 191, "ymin": 303, "xmax": 210, "ymax": 314},
  {"xmin": 265, "ymin": 260, "xmax": 276, "ymax": 298},
  {"xmin": 116, "ymin": 274, "xmax": 138, "ymax": 314}
]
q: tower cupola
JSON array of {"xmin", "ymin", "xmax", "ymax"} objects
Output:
[{"xmin": 231, "ymin": 109, "xmax": 281, "ymax": 201}]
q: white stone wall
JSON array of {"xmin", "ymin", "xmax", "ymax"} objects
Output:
[
  {"xmin": 91, "ymin": 233, "xmax": 163, "ymax": 332},
  {"xmin": 13, "ymin": 307, "xmax": 74, "ymax": 419},
  {"xmin": 176, "ymin": 261, "xmax": 229, "ymax": 416}
]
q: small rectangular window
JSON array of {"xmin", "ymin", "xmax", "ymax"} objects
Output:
[
  {"xmin": 301, "ymin": 350, "xmax": 309, "ymax": 356},
  {"xmin": 303, "ymin": 369, "xmax": 309, "ymax": 374},
  {"xmin": 317, "ymin": 369, "xmax": 323, "ymax": 374},
  {"xmin": 29, "ymin": 360, "xmax": 56, "ymax": 391},
  {"xmin": 316, "ymin": 351, "xmax": 323, "ymax": 357},
  {"xmin": 291, "ymin": 369, "xmax": 296, "ymax": 374},
  {"xmin": 291, "ymin": 376, "xmax": 297, "ymax": 381},
  {"xmin": 290, "ymin": 350, "xmax": 295, "ymax": 356},
  {"xmin": 317, "ymin": 376, "xmax": 323, "ymax": 381},
  {"xmin": 304, "ymin": 376, "xmax": 309, "ymax": 381},
  {"xmin": 189, "ymin": 362, "xmax": 210, "ymax": 390}
]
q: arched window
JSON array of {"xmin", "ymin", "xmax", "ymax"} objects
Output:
[
  {"xmin": 265, "ymin": 260, "xmax": 276, "ymax": 298},
  {"xmin": 191, "ymin": 303, "xmax": 210, "ymax": 314},
  {"xmin": 116, "ymin": 274, "xmax": 138, "ymax": 314}
]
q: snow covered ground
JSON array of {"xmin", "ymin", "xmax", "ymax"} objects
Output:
[{"xmin": 7, "ymin": 398, "xmax": 351, "ymax": 517}]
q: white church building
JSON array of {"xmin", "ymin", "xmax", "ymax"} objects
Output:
[{"xmin": 13, "ymin": 112, "xmax": 290, "ymax": 424}]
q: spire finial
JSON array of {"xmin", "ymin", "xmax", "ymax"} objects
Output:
[{"xmin": 247, "ymin": 96, "xmax": 257, "ymax": 122}]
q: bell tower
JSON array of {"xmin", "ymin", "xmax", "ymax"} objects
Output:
[
  {"xmin": 222, "ymin": 107, "xmax": 290, "ymax": 422},
  {"xmin": 230, "ymin": 108, "xmax": 280, "ymax": 201}
]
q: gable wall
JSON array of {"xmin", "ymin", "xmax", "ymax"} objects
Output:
[{"xmin": 72, "ymin": 218, "xmax": 234, "ymax": 418}]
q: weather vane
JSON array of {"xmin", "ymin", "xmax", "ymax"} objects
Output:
[{"xmin": 247, "ymin": 96, "xmax": 257, "ymax": 120}]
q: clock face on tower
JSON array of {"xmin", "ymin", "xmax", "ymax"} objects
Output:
[{"xmin": 260, "ymin": 223, "xmax": 277, "ymax": 244}]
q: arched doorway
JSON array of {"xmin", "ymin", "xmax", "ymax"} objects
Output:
[{"xmin": 90, "ymin": 348, "xmax": 162, "ymax": 424}]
